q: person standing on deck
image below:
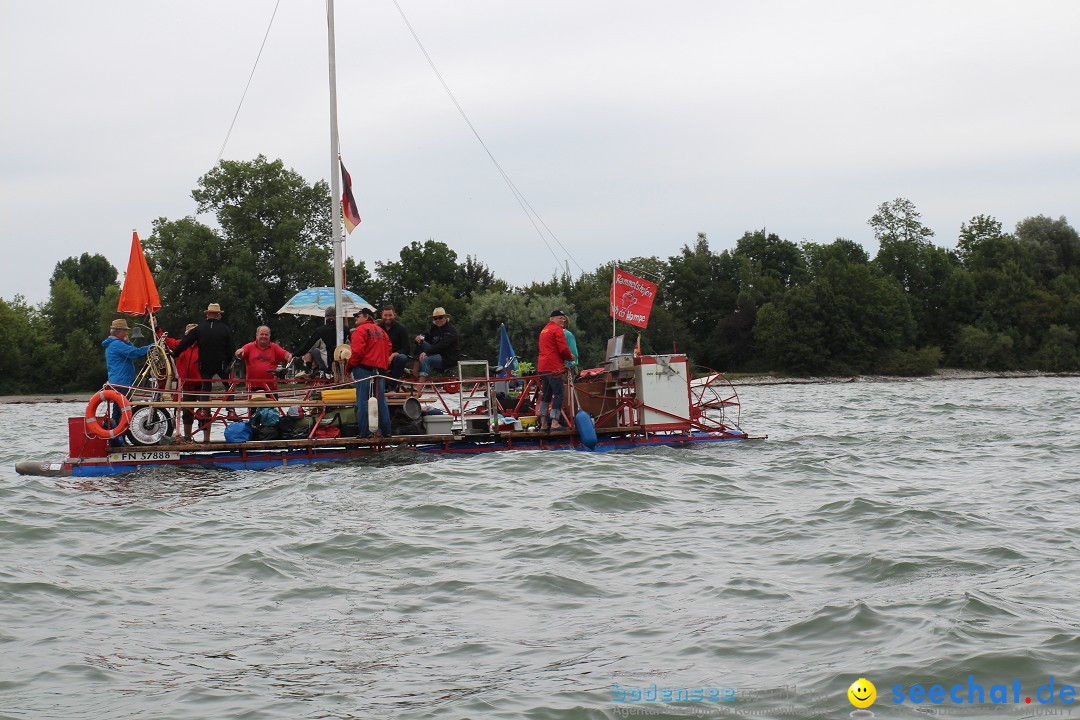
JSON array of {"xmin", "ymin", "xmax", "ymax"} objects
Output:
[
  {"xmin": 563, "ymin": 317, "xmax": 579, "ymax": 372},
  {"xmin": 170, "ymin": 302, "xmax": 235, "ymax": 432},
  {"xmin": 536, "ymin": 309, "xmax": 575, "ymax": 431},
  {"xmin": 235, "ymin": 326, "xmax": 292, "ymax": 395},
  {"xmin": 101, "ymin": 318, "xmax": 151, "ymax": 445},
  {"xmin": 163, "ymin": 323, "xmax": 209, "ymax": 442},
  {"xmin": 172, "ymin": 303, "xmax": 235, "ymax": 390},
  {"xmin": 347, "ymin": 307, "xmax": 391, "ymax": 438}
]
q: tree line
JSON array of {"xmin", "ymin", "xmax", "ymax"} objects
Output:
[{"xmin": 2, "ymin": 155, "xmax": 1078, "ymax": 394}]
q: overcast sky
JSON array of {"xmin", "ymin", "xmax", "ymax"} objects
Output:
[{"xmin": 2, "ymin": 0, "xmax": 1078, "ymax": 305}]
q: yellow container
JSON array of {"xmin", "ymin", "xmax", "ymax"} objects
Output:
[
  {"xmin": 321, "ymin": 388, "xmax": 357, "ymax": 403},
  {"xmin": 519, "ymin": 416, "xmax": 538, "ymax": 430}
]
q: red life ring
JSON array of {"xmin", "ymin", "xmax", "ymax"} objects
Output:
[{"xmin": 85, "ymin": 389, "xmax": 132, "ymax": 439}]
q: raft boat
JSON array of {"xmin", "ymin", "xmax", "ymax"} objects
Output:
[{"xmin": 15, "ymin": 352, "xmax": 755, "ymax": 478}]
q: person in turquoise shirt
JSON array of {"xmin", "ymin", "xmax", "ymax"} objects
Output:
[{"xmin": 563, "ymin": 318, "xmax": 579, "ymax": 371}]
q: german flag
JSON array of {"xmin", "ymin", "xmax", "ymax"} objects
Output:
[{"xmin": 340, "ymin": 159, "xmax": 361, "ymax": 234}]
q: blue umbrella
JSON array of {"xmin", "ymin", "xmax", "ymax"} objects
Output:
[
  {"xmin": 496, "ymin": 323, "xmax": 518, "ymax": 378},
  {"xmin": 276, "ymin": 287, "xmax": 374, "ymax": 316}
]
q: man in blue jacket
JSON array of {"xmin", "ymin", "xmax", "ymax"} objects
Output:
[{"xmin": 101, "ymin": 318, "xmax": 151, "ymax": 444}]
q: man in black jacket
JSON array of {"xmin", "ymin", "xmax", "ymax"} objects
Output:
[
  {"xmin": 171, "ymin": 302, "xmax": 235, "ymax": 434},
  {"xmin": 172, "ymin": 302, "xmax": 235, "ymax": 390},
  {"xmin": 379, "ymin": 305, "xmax": 411, "ymax": 380},
  {"xmin": 413, "ymin": 306, "xmax": 459, "ymax": 379}
]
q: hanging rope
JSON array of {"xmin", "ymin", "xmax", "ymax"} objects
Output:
[
  {"xmin": 216, "ymin": 0, "xmax": 283, "ymax": 163},
  {"xmin": 391, "ymin": 0, "xmax": 584, "ymax": 277}
]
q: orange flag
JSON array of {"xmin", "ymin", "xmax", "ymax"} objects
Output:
[{"xmin": 117, "ymin": 231, "xmax": 162, "ymax": 315}]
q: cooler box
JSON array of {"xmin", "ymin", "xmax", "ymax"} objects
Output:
[{"xmin": 423, "ymin": 415, "xmax": 455, "ymax": 435}]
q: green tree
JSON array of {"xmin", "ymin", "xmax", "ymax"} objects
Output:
[
  {"xmin": 463, "ymin": 290, "xmax": 573, "ymax": 366},
  {"xmin": 952, "ymin": 325, "xmax": 1016, "ymax": 369},
  {"xmin": 458, "ymin": 255, "xmax": 508, "ymax": 297},
  {"xmin": 50, "ymin": 253, "xmax": 118, "ymax": 302},
  {"xmin": 1015, "ymin": 215, "xmax": 1080, "ymax": 284},
  {"xmin": 145, "ymin": 156, "xmax": 332, "ymax": 346},
  {"xmin": 43, "ymin": 276, "xmax": 123, "ymax": 390},
  {"xmin": 375, "ymin": 240, "xmax": 460, "ymax": 309},
  {"xmin": 755, "ymin": 244, "xmax": 913, "ymax": 375},
  {"xmin": 1032, "ymin": 324, "xmax": 1079, "ymax": 371},
  {"xmin": 870, "ymin": 197, "xmax": 935, "ymax": 287},
  {"xmin": 869, "ymin": 198, "xmax": 957, "ymax": 346},
  {"xmin": 734, "ymin": 230, "xmax": 807, "ymax": 292},
  {"xmin": 663, "ymin": 233, "xmax": 740, "ymax": 364}
]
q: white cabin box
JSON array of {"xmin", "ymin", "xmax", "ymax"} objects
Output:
[{"xmin": 633, "ymin": 355, "xmax": 691, "ymax": 430}]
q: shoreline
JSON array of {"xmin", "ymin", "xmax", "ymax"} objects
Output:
[
  {"xmin": 725, "ymin": 369, "xmax": 1080, "ymax": 386},
  {"xmin": 1, "ymin": 370, "xmax": 1075, "ymax": 405}
]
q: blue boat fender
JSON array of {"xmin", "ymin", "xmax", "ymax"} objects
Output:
[{"xmin": 575, "ymin": 409, "xmax": 597, "ymax": 449}]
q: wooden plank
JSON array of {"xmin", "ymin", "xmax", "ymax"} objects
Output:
[{"xmin": 134, "ymin": 394, "xmax": 435, "ymax": 409}]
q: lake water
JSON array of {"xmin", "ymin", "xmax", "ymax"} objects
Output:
[{"xmin": 2, "ymin": 376, "xmax": 1079, "ymax": 719}]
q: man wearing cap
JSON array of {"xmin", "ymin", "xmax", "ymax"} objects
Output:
[
  {"xmin": 101, "ymin": 318, "xmax": 152, "ymax": 444},
  {"xmin": 292, "ymin": 306, "xmax": 345, "ymax": 378},
  {"xmin": 164, "ymin": 323, "xmax": 208, "ymax": 441},
  {"xmin": 347, "ymin": 307, "xmax": 391, "ymax": 437},
  {"xmin": 412, "ymin": 307, "xmax": 460, "ymax": 379},
  {"xmin": 536, "ymin": 309, "xmax": 575, "ymax": 431},
  {"xmin": 235, "ymin": 326, "xmax": 292, "ymax": 395}
]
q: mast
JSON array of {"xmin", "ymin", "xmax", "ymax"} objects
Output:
[{"xmin": 327, "ymin": 0, "xmax": 345, "ymax": 344}]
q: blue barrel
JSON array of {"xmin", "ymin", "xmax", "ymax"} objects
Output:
[{"xmin": 575, "ymin": 409, "xmax": 597, "ymax": 450}]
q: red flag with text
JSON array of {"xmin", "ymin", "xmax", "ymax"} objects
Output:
[
  {"xmin": 340, "ymin": 159, "xmax": 361, "ymax": 233},
  {"xmin": 609, "ymin": 268, "xmax": 657, "ymax": 329}
]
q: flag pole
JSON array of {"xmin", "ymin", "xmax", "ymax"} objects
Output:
[
  {"xmin": 327, "ymin": 0, "xmax": 345, "ymax": 345},
  {"xmin": 611, "ymin": 263, "xmax": 616, "ymax": 338}
]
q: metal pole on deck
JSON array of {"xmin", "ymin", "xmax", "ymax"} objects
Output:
[
  {"xmin": 327, "ymin": 0, "xmax": 345, "ymax": 345},
  {"xmin": 611, "ymin": 264, "xmax": 616, "ymax": 338}
]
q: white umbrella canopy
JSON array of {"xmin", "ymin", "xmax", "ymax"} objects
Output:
[{"xmin": 276, "ymin": 287, "xmax": 375, "ymax": 317}]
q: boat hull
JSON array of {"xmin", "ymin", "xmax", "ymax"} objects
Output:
[{"xmin": 15, "ymin": 430, "xmax": 754, "ymax": 477}]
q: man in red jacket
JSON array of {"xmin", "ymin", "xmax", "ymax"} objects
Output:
[
  {"xmin": 537, "ymin": 309, "xmax": 575, "ymax": 431},
  {"xmin": 163, "ymin": 323, "xmax": 209, "ymax": 442},
  {"xmin": 347, "ymin": 307, "xmax": 392, "ymax": 437}
]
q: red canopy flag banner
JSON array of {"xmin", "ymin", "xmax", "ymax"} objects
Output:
[
  {"xmin": 116, "ymin": 231, "xmax": 161, "ymax": 315},
  {"xmin": 609, "ymin": 268, "xmax": 657, "ymax": 329},
  {"xmin": 340, "ymin": 159, "xmax": 361, "ymax": 234}
]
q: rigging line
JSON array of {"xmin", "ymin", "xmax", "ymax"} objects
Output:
[
  {"xmin": 391, "ymin": 0, "xmax": 584, "ymax": 275},
  {"xmin": 216, "ymin": 0, "xmax": 282, "ymax": 163}
]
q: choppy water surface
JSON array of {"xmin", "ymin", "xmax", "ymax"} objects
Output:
[{"xmin": 2, "ymin": 377, "xmax": 1079, "ymax": 719}]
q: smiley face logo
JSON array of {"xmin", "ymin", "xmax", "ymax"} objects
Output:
[{"xmin": 848, "ymin": 678, "xmax": 876, "ymax": 708}]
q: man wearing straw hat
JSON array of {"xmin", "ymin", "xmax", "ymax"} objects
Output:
[
  {"xmin": 412, "ymin": 307, "xmax": 460, "ymax": 380},
  {"xmin": 101, "ymin": 318, "xmax": 152, "ymax": 444},
  {"xmin": 171, "ymin": 303, "xmax": 235, "ymax": 437},
  {"xmin": 172, "ymin": 303, "xmax": 235, "ymax": 389}
]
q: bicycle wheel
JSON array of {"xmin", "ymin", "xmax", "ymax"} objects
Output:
[{"xmin": 125, "ymin": 406, "xmax": 174, "ymax": 445}]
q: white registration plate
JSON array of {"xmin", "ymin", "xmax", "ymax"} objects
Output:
[{"xmin": 108, "ymin": 450, "xmax": 180, "ymax": 463}]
